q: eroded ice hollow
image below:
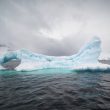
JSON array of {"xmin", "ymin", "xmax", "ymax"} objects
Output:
[{"xmin": 0, "ymin": 37, "xmax": 110, "ymax": 71}]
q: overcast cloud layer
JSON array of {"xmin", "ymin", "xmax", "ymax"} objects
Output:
[{"xmin": 0, "ymin": 0, "xmax": 110, "ymax": 56}]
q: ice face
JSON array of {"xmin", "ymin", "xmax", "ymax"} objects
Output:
[
  {"xmin": 71, "ymin": 37, "xmax": 101, "ymax": 64},
  {"xmin": 0, "ymin": 37, "xmax": 104, "ymax": 71}
]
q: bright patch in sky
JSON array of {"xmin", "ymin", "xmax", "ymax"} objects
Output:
[{"xmin": 39, "ymin": 19, "xmax": 84, "ymax": 40}]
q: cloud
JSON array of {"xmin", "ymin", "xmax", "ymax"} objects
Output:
[{"xmin": 0, "ymin": 0, "xmax": 110, "ymax": 56}]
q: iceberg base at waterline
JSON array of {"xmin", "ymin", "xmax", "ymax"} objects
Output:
[{"xmin": 0, "ymin": 37, "xmax": 110, "ymax": 72}]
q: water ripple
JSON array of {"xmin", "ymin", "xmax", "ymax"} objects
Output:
[{"xmin": 0, "ymin": 71, "xmax": 110, "ymax": 110}]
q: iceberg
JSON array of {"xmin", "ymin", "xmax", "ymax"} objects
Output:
[{"xmin": 0, "ymin": 37, "xmax": 110, "ymax": 71}]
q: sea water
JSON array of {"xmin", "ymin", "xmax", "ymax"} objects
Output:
[{"xmin": 0, "ymin": 69, "xmax": 110, "ymax": 110}]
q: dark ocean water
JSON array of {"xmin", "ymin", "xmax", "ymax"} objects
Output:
[{"xmin": 0, "ymin": 69, "xmax": 110, "ymax": 110}]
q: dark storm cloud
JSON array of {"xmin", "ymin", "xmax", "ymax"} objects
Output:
[{"xmin": 0, "ymin": 0, "xmax": 110, "ymax": 56}]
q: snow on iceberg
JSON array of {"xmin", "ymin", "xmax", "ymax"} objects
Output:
[{"xmin": 0, "ymin": 37, "xmax": 110, "ymax": 71}]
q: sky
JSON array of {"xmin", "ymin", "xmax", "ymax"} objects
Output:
[{"xmin": 0, "ymin": 0, "xmax": 110, "ymax": 56}]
